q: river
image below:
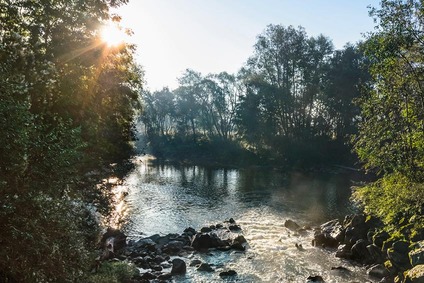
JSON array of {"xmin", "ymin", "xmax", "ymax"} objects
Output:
[{"xmin": 118, "ymin": 156, "xmax": 376, "ymax": 282}]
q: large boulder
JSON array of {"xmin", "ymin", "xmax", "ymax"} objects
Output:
[
  {"xmin": 313, "ymin": 219, "xmax": 344, "ymax": 248},
  {"xmin": 313, "ymin": 231, "xmax": 339, "ymax": 248},
  {"xmin": 373, "ymin": 230, "xmax": 390, "ymax": 248},
  {"xmin": 351, "ymin": 239, "xmax": 371, "ymax": 263},
  {"xmin": 343, "ymin": 214, "xmax": 369, "ymax": 244},
  {"xmin": 387, "ymin": 240, "xmax": 411, "ymax": 270},
  {"xmin": 162, "ymin": 240, "xmax": 184, "ymax": 255},
  {"xmin": 404, "ymin": 264, "xmax": 424, "ymax": 283},
  {"xmin": 410, "ymin": 241, "xmax": 424, "ymax": 267},
  {"xmin": 367, "ymin": 264, "xmax": 389, "ymax": 279},
  {"xmin": 191, "ymin": 233, "xmax": 225, "ymax": 251},
  {"xmin": 335, "ymin": 244, "xmax": 352, "ymax": 259},
  {"xmin": 367, "ymin": 243, "xmax": 385, "ymax": 263},
  {"xmin": 171, "ymin": 258, "xmax": 186, "ymax": 274},
  {"xmin": 321, "ymin": 219, "xmax": 345, "ymax": 242}
]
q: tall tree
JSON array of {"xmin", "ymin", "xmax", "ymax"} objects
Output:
[
  {"xmin": 239, "ymin": 25, "xmax": 334, "ymax": 160},
  {"xmin": 355, "ymin": 0, "xmax": 424, "ymax": 180},
  {"xmin": 353, "ymin": 0, "xmax": 424, "ymax": 238},
  {"xmin": 0, "ymin": 0, "xmax": 142, "ymax": 281}
]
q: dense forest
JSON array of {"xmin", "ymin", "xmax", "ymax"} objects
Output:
[
  {"xmin": 141, "ymin": 26, "xmax": 369, "ymax": 168},
  {"xmin": 1, "ymin": 0, "xmax": 424, "ymax": 282},
  {"xmin": 0, "ymin": 0, "xmax": 142, "ymax": 281}
]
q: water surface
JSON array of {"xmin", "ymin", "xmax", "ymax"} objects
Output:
[{"xmin": 122, "ymin": 157, "xmax": 375, "ymax": 282}]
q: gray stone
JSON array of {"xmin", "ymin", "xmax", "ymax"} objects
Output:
[
  {"xmin": 351, "ymin": 239, "xmax": 371, "ymax": 263},
  {"xmin": 284, "ymin": 219, "xmax": 300, "ymax": 231},
  {"xmin": 197, "ymin": 262, "xmax": 214, "ymax": 272},
  {"xmin": 219, "ymin": 270, "xmax": 237, "ymax": 277},
  {"xmin": 171, "ymin": 258, "xmax": 186, "ymax": 274},
  {"xmin": 367, "ymin": 264, "xmax": 389, "ymax": 279}
]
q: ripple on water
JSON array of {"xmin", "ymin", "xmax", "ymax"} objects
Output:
[{"xmin": 122, "ymin": 159, "xmax": 377, "ymax": 283}]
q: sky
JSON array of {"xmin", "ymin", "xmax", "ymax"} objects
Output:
[{"xmin": 116, "ymin": 0, "xmax": 381, "ymax": 91}]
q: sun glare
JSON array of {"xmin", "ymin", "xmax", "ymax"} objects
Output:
[{"xmin": 100, "ymin": 23, "xmax": 127, "ymax": 47}]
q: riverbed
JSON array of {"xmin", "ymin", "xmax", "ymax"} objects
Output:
[{"xmin": 119, "ymin": 156, "xmax": 376, "ymax": 282}]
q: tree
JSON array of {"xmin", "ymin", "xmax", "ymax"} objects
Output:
[
  {"xmin": 355, "ymin": 0, "xmax": 424, "ymax": 180},
  {"xmin": 238, "ymin": 25, "xmax": 335, "ymax": 163},
  {"xmin": 0, "ymin": 0, "xmax": 142, "ymax": 281},
  {"xmin": 353, "ymin": 0, "xmax": 424, "ymax": 238},
  {"xmin": 323, "ymin": 44, "xmax": 369, "ymax": 141}
]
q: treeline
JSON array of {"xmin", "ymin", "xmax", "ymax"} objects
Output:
[
  {"xmin": 0, "ymin": 0, "xmax": 142, "ymax": 282},
  {"xmin": 141, "ymin": 25, "xmax": 369, "ymax": 167}
]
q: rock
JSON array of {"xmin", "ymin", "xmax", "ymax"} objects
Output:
[
  {"xmin": 100, "ymin": 227, "xmax": 127, "ymax": 252},
  {"xmin": 200, "ymin": 227, "xmax": 212, "ymax": 233},
  {"xmin": 321, "ymin": 219, "xmax": 345, "ymax": 243},
  {"xmin": 388, "ymin": 240, "xmax": 411, "ymax": 270},
  {"xmin": 373, "ymin": 231, "xmax": 389, "ymax": 248},
  {"xmin": 133, "ymin": 238, "xmax": 156, "ymax": 250},
  {"xmin": 157, "ymin": 273, "xmax": 172, "ymax": 280},
  {"xmin": 133, "ymin": 257, "xmax": 149, "ymax": 269},
  {"xmin": 307, "ymin": 275, "xmax": 325, "ymax": 282},
  {"xmin": 367, "ymin": 264, "xmax": 389, "ymax": 279},
  {"xmin": 335, "ymin": 244, "xmax": 352, "ymax": 259},
  {"xmin": 331, "ymin": 266, "xmax": 349, "ymax": 272},
  {"xmin": 150, "ymin": 264, "xmax": 162, "ymax": 271},
  {"xmin": 351, "ymin": 239, "xmax": 371, "ymax": 263},
  {"xmin": 228, "ymin": 218, "xmax": 236, "ymax": 224},
  {"xmin": 233, "ymin": 235, "xmax": 247, "ymax": 244},
  {"xmin": 229, "ymin": 224, "xmax": 242, "ymax": 231},
  {"xmin": 162, "ymin": 240, "xmax": 184, "ymax": 255},
  {"xmin": 295, "ymin": 243, "xmax": 304, "ymax": 251},
  {"xmin": 171, "ymin": 258, "xmax": 186, "ymax": 274},
  {"xmin": 184, "ymin": 227, "xmax": 196, "ymax": 236},
  {"xmin": 313, "ymin": 231, "xmax": 339, "ymax": 248},
  {"xmin": 404, "ymin": 264, "xmax": 424, "ymax": 283},
  {"xmin": 189, "ymin": 259, "xmax": 202, "ymax": 267},
  {"xmin": 231, "ymin": 235, "xmax": 247, "ymax": 251},
  {"xmin": 140, "ymin": 272, "xmax": 157, "ymax": 280},
  {"xmin": 367, "ymin": 243, "xmax": 385, "ymax": 263},
  {"xmin": 410, "ymin": 241, "xmax": 424, "ymax": 267},
  {"xmin": 231, "ymin": 242, "xmax": 246, "ymax": 251},
  {"xmin": 197, "ymin": 262, "xmax": 214, "ymax": 272},
  {"xmin": 191, "ymin": 233, "xmax": 224, "ymax": 250},
  {"xmin": 219, "ymin": 270, "xmax": 237, "ymax": 277},
  {"xmin": 153, "ymin": 255, "xmax": 166, "ymax": 264},
  {"xmin": 284, "ymin": 219, "xmax": 301, "ymax": 231}
]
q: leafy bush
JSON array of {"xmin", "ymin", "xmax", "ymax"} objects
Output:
[
  {"xmin": 88, "ymin": 261, "xmax": 138, "ymax": 283},
  {"xmin": 352, "ymin": 173, "xmax": 424, "ymax": 237}
]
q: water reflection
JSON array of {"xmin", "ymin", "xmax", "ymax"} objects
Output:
[
  {"xmin": 124, "ymin": 158, "xmax": 357, "ymax": 236},
  {"xmin": 122, "ymin": 157, "xmax": 372, "ymax": 282}
]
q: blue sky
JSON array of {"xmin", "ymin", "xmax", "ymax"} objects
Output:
[{"xmin": 117, "ymin": 0, "xmax": 380, "ymax": 91}]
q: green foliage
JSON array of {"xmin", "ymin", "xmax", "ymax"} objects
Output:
[
  {"xmin": 354, "ymin": 0, "xmax": 424, "ymax": 181},
  {"xmin": 352, "ymin": 173, "xmax": 424, "ymax": 237},
  {"xmin": 0, "ymin": 0, "xmax": 142, "ymax": 281},
  {"xmin": 88, "ymin": 261, "xmax": 138, "ymax": 283},
  {"xmin": 140, "ymin": 30, "xmax": 367, "ymax": 167},
  {"xmin": 352, "ymin": 0, "xmax": 424, "ymax": 243}
]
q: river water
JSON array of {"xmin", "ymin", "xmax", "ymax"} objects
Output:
[{"xmin": 119, "ymin": 156, "xmax": 376, "ymax": 282}]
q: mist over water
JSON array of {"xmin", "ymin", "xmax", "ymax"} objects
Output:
[{"xmin": 121, "ymin": 156, "xmax": 375, "ymax": 282}]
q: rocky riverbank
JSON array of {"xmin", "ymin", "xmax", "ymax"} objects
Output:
[
  {"xmin": 95, "ymin": 218, "xmax": 246, "ymax": 282},
  {"xmin": 312, "ymin": 214, "xmax": 424, "ymax": 283}
]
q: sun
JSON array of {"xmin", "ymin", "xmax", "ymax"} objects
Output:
[{"xmin": 100, "ymin": 23, "xmax": 127, "ymax": 47}]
